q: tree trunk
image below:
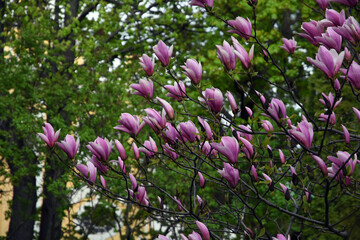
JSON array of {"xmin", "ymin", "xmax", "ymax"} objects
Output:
[
  {"xmin": 6, "ymin": 138, "xmax": 37, "ymax": 240},
  {"xmin": 38, "ymin": 158, "xmax": 65, "ymax": 240}
]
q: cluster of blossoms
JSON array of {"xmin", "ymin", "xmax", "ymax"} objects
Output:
[{"xmin": 38, "ymin": 0, "xmax": 360, "ymax": 239}]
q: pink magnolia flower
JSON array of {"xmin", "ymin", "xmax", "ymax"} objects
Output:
[
  {"xmin": 143, "ymin": 108, "xmax": 167, "ymax": 133},
  {"xmin": 139, "ymin": 54, "xmax": 155, "ymax": 76},
  {"xmin": 114, "ymin": 113, "xmax": 145, "ymax": 136},
  {"xmin": 100, "ymin": 175, "xmax": 107, "ymax": 188},
  {"xmin": 333, "ymin": 16, "xmax": 360, "ymax": 44},
  {"xmin": 228, "ymin": 17, "xmax": 252, "ymax": 40},
  {"xmin": 353, "ymin": 107, "xmax": 360, "ymax": 123},
  {"xmin": 290, "ymin": 166, "xmax": 299, "ymax": 185},
  {"xmin": 178, "ymin": 120, "xmax": 200, "ymax": 143},
  {"xmin": 289, "ymin": 118, "xmax": 314, "ymax": 149},
  {"xmin": 328, "ymin": 151, "xmax": 357, "ymax": 178},
  {"xmin": 153, "ymin": 40, "xmax": 173, "ymax": 66},
  {"xmin": 115, "ymin": 139, "xmax": 127, "ymax": 160},
  {"xmin": 307, "ymin": 46, "xmax": 344, "ymax": 79},
  {"xmin": 198, "ymin": 172, "xmax": 206, "ymax": 188},
  {"xmin": 279, "ymin": 149, "xmax": 286, "ymax": 164},
  {"xmin": 319, "ymin": 92, "xmax": 342, "ymax": 109},
  {"xmin": 341, "ymin": 61, "xmax": 360, "ymax": 90},
  {"xmin": 325, "ymin": 9, "xmax": 345, "ymax": 26},
  {"xmin": 280, "ymin": 37, "xmax": 298, "ymax": 54},
  {"xmin": 315, "ymin": 28, "xmax": 342, "ymax": 52},
  {"xmin": 198, "ymin": 117, "xmax": 213, "ymax": 140},
  {"xmin": 174, "ymin": 196, "xmax": 183, "ymax": 211},
  {"xmin": 181, "ymin": 59, "xmax": 202, "ymax": 85},
  {"xmin": 38, "ymin": 123, "xmax": 60, "ymax": 148},
  {"xmin": 262, "ymin": 173, "xmax": 274, "ymax": 191},
  {"xmin": 298, "ymin": 20, "xmax": 332, "ymax": 46},
  {"xmin": 129, "ymin": 173, "xmax": 138, "ymax": 191},
  {"xmin": 87, "ymin": 137, "xmax": 112, "ymax": 162},
  {"xmin": 196, "ymin": 221, "xmax": 210, "ymax": 240},
  {"xmin": 130, "ymin": 78, "xmax": 154, "ymax": 99},
  {"xmin": 164, "ymin": 81, "xmax": 186, "ymax": 101},
  {"xmin": 255, "ymin": 90, "xmax": 266, "ymax": 105},
  {"xmin": 218, "ymin": 162, "xmax": 239, "ymax": 188},
  {"xmin": 202, "ymin": 141, "xmax": 217, "ymax": 157},
  {"xmin": 331, "ymin": 0, "xmax": 358, "ymax": 6},
  {"xmin": 334, "ymin": 79, "xmax": 341, "ymax": 90},
  {"xmin": 132, "ymin": 142, "xmax": 140, "ymax": 160},
  {"xmin": 265, "ymin": 98, "xmax": 287, "ymax": 122},
  {"xmin": 196, "ymin": 195, "xmax": 203, "ymax": 207},
  {"xmin": 136, "ymin": 186, "xmax": 149, "ymax": 206},
  {"xmin": 157, "ymin": 97, "xmax": 175, "ymax": 120},
  {"xmin": 226, "ymin": 91, "xmax": 238, "ymax": 112},
  {"xmin": 239, "ymin": 137, "xmax": 254, "ymax": 160},
  {"xmin": 311, "ymin": 154, "xmax": 328, "ymax": 176},
  {"xmin": 57, "ymin": 134, "xmax": 80, "ymax": 159},
  {"xmin": 200, "ymin": 87, "xmax": 223, "ymax": 113},
  {"xmin": 344, "ymin": 47, "xmax": 351, "ymax": 61},
  {"xmin": 316, "ymin": 0, "xmax": 329, "ymax": 9},
  {"xmin": 232, "ymin": 36, "xmax": 254, "ymax": 69},
  {"xmin": 188, "ymin": 231, "xmax": 202, "ymax": 240},
  {"xmin": 211, "ymin": 136, "xmax": 239, "ymax": 164},
  {"xmin": 89, "ymin": 155, "xmax": 108, "ymax": 174},
  {"xmin": 261, "ymin": 120, "xmax": 274, "ymax": 133},
  {"xmin": 163, "ymin": 122, "xmax": 180, "ymax": 144},
  {"xmin": 163, "ymin": 143, "xmax": 178, "ymax": 160},
  {"xmin": 157, "ymin": 235, "xmax": 169, "ymax": 240},
  {"xmin": 233, "ymin": 124, "xmax": 253, "ymax": 141},
  {"xmin": 279, "ymin": 183, "xmax": 290, "ymax": 200},
  {"xmin": 216, "ymin": 40, "xmax": 236, "ymax": 70},
  {"xmin": 190, "ymin": 0, "xmax": 214, "ymax": 8},
  {"xmin": 158, "ymin": 196, "xmax": 163, "ymax": 209},
  {"xmin": 273, "ymin": 234, "xmax": 290, "ymax": 240},
  {"xmin": 342, "ymin": 124, "xmax": 350, "ymax": 144},
  {"xmin": 139, "ymin": 137, "xmax": 158, "ymax": 158},
  {"xmin": 114, "ymin": 156, "xmax": 126, "ymax": 174},
  {"xmin": 319, "ymin": 112, "xmax": 336, "ymax": 125},
  {"xmin": 245, "ymin": 106, "xmax": 253, "ymax": 118},
  {"xmin": 76, "ymin": 161, "xmax": 97, "ymax": 184},
  {"xmin": 180, "ymin": 234, "xmax": 189, "ymax": 240},
  {"xmin": 251, "ymin": 165, "xmax": 258, "ymax": 181}
]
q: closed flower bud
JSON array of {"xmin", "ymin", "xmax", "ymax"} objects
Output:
[
  {"xmin": 342, "ymin": 124, "xmax": 350, "ymax": 144},
  {"xmin": 181, "ymin": 59, "xmax": 202, "ymax": 85},
  {"xmin": 153, "ymin": 40, "xmax": 173, "ymax": 66},
  {"xmin": 279, "ymin": 149, "xmax": 286, "ymax": 164},
  {"xmin": 130, "ymin": 78, "xmax": 154, "ymax": 99},
  {"xmin": 139, "ymin": 54, "xmax": 155, "ymax": 76},
  {"xmin": 157, "ymin": 97, "xmax": 175, "ymax": 120},
  {"xmin": 251, "ymin": 165, "xmax": 258, "ymax": 181},
  {"xmin": 198, "ymin": 172, "xmax": 206, "ymax": 188},
  {"xmin": 196, "ymin": 221, "xmax": 210, "ymax": 240},
  {"xmin": 279, "ymin": 183, "xmax": 290, "ymax": 200},
  {"xmin": 216, "ymin": 40, "xmax": 236, "ymax": 70},
  {"xmin": 226, "ymin": 91, "xmax": 238, "ymax": 112},
  {"xmin": 115, "ymin": 140, "xmax": 127, "ymax": 160},
  {"xmin": 311, "ymin": 154, "xmax": 328, "ymax": 176},
  {"xmin": 228, "ymin": 17, "xmax": 252, "ymax": 40}
]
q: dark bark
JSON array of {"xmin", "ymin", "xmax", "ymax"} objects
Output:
[
  {"xmin": 38, "ymin": 158, "xmax": 66, "ymax": 240},
  {"xmin": 6, "ymin": 136, "xmax": 37, "ymax": 240},
  {"xmin": 6, "ymin": 172, "xmax": 37, "ymax": 240}
]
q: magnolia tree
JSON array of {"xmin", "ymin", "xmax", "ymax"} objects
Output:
[{"xmin": 39, "ymin": 0, "xmax": 360, "ymax": 239}]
